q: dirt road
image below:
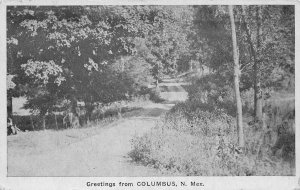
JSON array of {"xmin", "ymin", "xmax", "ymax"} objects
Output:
[{"xmin": 7, "ymin": 80, "xmax": 188, "ymax": 177}]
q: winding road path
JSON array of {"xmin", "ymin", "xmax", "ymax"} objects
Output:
[{"xmin": 8, "ymin": 79, "xmax": 188, "ymax": 177}]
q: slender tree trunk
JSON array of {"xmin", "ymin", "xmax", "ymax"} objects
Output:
[
  {"xmin": 85, "ymin": 101, "xmax": 94, "ymax": 124},
  {"xmin": 229, "ymin": 5, "xmax": 244, "ymax": 148},
  {"xmin": 241, "ymin": 6, "xmax": 263, "ymax": 120},
  {"xmin": 7, "ymin": 95, "xmax": 13, "ymax": 118},
  {"xmin": 42, "ymin": 115, "xmax": 46, "ymax": 130},
  {"xmin": 7, "ymin": 47, "xmax": 15, "ymax": 119},
  {"xmin": 70, "ymin": 97, "xmax": 80, "ymax": 128},
  {"xmin": 30, "ymin": 115, "xmax": 35, "ymax": 131},
  {"xmin": 155, "ymin": 78, "xmax": 160, "ymax": 93},
  {"xmin": 54, "ymin": 113, "xmax": 58, "ymax": 130},
  {"xmin": 254, "ymin": 66, "xmax": 263, "ymax": 120},
  {"xmin": 69, "ymin": 112, "xmax": 73, "ymax": 128},
  {"xmin": 254, "ymin": 6, "xmax": 263, "ymax": 121},
  {"xmin": 118, "ymin": 107, "xmax": 122, "ymax": 118}
]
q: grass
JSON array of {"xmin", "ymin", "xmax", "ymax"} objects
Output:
[
  {"xmin": 8, "ymin": 116, "xmax": 122, "ymax": 157},
  {"xmin": 8, "ymin": 95, "xmax": 154, "ymax": 157},
  {"xmin": 130, "ymin": 98, "xmax": 295, "ymax": 176}
]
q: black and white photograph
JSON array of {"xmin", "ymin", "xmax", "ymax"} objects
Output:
[{"xmin": 1, "ymin": 0, "xmax": 299, "ymax": 189}]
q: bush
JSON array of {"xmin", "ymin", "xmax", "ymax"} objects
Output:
[
  {"xmin": 264, "ymin": 98, "xmax": 295, "ymax": 133},
  {"xmin": 185, "ymin": 74, "xmax": 237, "ymax": 116},
  {"xmin": 130, "ymin": 122, "xmax": 293, "ymax": 175},
  {"xmin": 166, "ymin": 102, "xmax": 235, "ymax": 137},
  {"xmin": 149, "ymin": 88, "xmax": 165, "ymax": 103},
  {"xmin": 241, "ymin": 88, "xmax": 254, "ymax": 115},
  {"xmin": 12, "ymin": 114, "xmax": 65, "ymax": 131},
  {"xmin": 130, "ymin": 100, "xmax": 295, "ymax": 176},
  {"xmin": 130, "ymin": 127, "xmax": 224, "ymax": 175}
]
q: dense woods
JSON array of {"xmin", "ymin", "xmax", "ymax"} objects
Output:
[
  {"xmin": 7, "ymin": 6, "xmax": 192, "ymax": 127},
  {"xmin": 7, "ymin": 5, "xmax": 295, "ymax": 176}
]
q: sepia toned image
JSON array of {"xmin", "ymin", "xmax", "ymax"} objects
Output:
[{"xmin": 6, "ymin": 4, "xmax": 295, "ymax": 177}]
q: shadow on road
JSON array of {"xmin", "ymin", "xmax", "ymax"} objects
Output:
[
  {"xmin": 159, "ymin": 85, "xmax": 182, "ymax": 92},
  {"xmin": 124, "ymin": 107, "xmax": 172, "ymax": 118}
]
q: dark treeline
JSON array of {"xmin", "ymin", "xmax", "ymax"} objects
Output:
[{"xmin": 7, "ymin": 5, "xmax": 294, "ymax": 140}]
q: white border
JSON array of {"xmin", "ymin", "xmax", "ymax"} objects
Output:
[{"xmin": 0, "ymin": 0, "xmax": 299, "ymax": 190}]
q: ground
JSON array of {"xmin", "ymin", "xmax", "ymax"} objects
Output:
[{"xmin": 7, "ymin": 79, "xmax": 188, "ymax": 177}]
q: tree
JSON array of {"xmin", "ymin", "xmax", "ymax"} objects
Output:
[
  {"xmin": 240, "ymin": 5, "xmax": 263, "ymax": 120},
  {"xmin": 239, "ymin": 5, "xmax": 294, "ymax": 120},
  {"xmin": 7, "ymin": 6, "xmax": 192, "ymax": 128},
  {"xmin": 132, "ymin": 6, "xmax": 192, "ymax": 87},
  {"xmin": 192, "ymin": 5, "xmax": 245, "ymax": 146},
  {"xmin": 7, "ymin": 74, "xmax": 16, "ymax": 118},
  {"xmin": 229, "ymin": 5, "xmax": 244, "ymax": 148},
  {"xmin": 7, "ymin": 6, "xmax": 142, "ymax": 124}
]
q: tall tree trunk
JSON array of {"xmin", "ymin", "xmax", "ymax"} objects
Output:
[
  {"xmin": 85, "ymin": 101, "xmax": 94, "ymax": 124},
  {"xmin": 7, "ymin": 95, "xmax": 12, "ymax": 118},
  {"xmin": 30, "ymin": 115, "xmax": 35, "ymax": 131},
  {"xmin": 253, "ymin": 63, "xmax": 263, "ymax": 120},
  {"xmin": 42, "ymin": 115, "xmax": 46, "ymax": 130},
  {"xmin": 254, "ymin": 6, "xmax": 263, "ymax": 121},
  {"xmin": 241, "ymin": 6, "xmax": 263, "ymax": 120},
  {"xmin": 155, "ymin": 78, "xmax": 160, "ymax": 92},
  {"xmin": 7, "ymin": 46, "xmax": 15, "ymax": 119},
  {"xmin": 118, "ymin": 107, "xmax": 122, "ymax": 118},
  {"xmin": 229, "ymin": 5, "xmax": 244, "ymax": 148},
  {"xmin": 54, "ymin": 113, "xmax": 58, "ymax": 130}
]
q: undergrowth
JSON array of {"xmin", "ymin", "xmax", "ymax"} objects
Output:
[{"xmin": 130, "ymin": 99, "xmax": 295, "ymax": 176}]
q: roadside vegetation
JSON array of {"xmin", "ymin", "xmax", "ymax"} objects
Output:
[
  {"xmin": 7, "ymin": 5, "xmax": 294, "ymax": 176},
  {"xmin": 129, "ymin": 5, "xmax": 295, "ymax": 176},
  {"xmin": 130, "ymin": 97, "xmax": 294, "ymax": 175},
  {"xmin": 7, "ymin": 6, "xmax": 190, "ymax": 131},
  {"xmin": 12, "ymin": 95, "xmax": 158, "ymax": 131}
]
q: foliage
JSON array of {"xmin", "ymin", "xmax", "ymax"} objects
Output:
[
  {"xmin": 21, "ymin": 60, "xmax": 65, "ymax": 85},
  {"xmin": 239, "ymin": 5, "xmax": 294, "ymax": 89},
  {"xmin": 127, "ymin": 6, "xmax": 193, "ymax": 81},
  {"xmin": 185, "ymin": 74, "xmax": 236, "ymax": 116},
  {"xmin": 7, "ymin": 6, "xmax": 193, "ymax": 123},
  {"xmin": 130, "ymin": 100, "xmax": 295, "ymax": 176},
  {"xmin": 166, "ymin": 103, "xmax": 235, "ymax": 137},
  {"xmin": 192, "ymin": 5, "xmax": 294, "ymax": 93}
]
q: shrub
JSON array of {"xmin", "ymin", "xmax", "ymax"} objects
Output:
[
  {"xmin": 130, "ymin": 121, "xmax": 293, "ymax": 175},
  {"xmin": 130, "ymin": 100, "xmax": 295, "ymax": 176},
  {"xmin": 165, "ymin": 104, "xmax": 234, "ymax": 137},
  {"xmin": 12, "ymin": 114, "xmax": 65, "ymax": 131},
  {"xmin": 149, "ymin": 88, "xmax": 165, "ymax": 103},
  {"xmin": 241, "ymin": 88, "xmax": 254, "ymax": 115},
  {"xmin": 185, "ymin": 74, "xmax": 237, "ymax": 116},
  {"xmin": 130, "ymin": 127, "xmax": 223, "ymax": 175},
  {"xmin": 264, "ymin": 98, "xmax": 295, "ymax": 133}
]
